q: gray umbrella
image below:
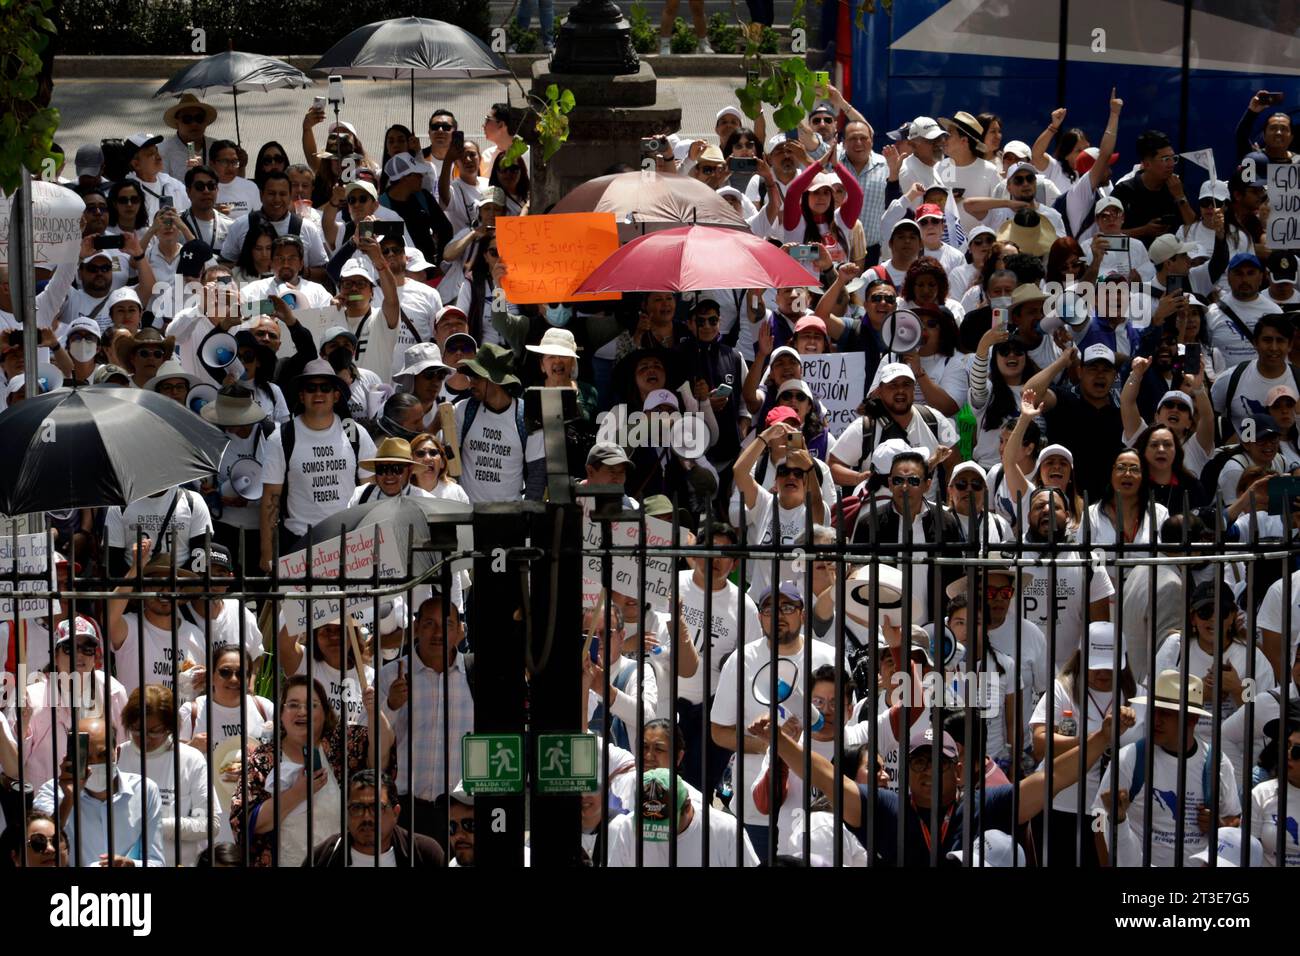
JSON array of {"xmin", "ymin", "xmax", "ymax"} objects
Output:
[
  {"xmin": 155, "ymin": 49, "xmax": 313, "ymax": 145},
  {"xmin": 311, "ymin": 16, "xmax": 510, "ymax": 129}
]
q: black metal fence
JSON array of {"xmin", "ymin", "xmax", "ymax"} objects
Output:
[{"xmin": 1, "ymin": 493, "xmax": 1296, "ymax": 868}]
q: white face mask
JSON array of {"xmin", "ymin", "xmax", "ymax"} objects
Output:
[
  {"xmin": 146, "ymin": 735, "xmax": 173, "ymax": 756},
  {"xmin": 69, "ymin": 339, "xmax": 98, "ymax": 363}
]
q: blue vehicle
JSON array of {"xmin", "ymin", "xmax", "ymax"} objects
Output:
[{"xmin": 845, "ymin": 0, "xmax": 1300, "ymax": 187}]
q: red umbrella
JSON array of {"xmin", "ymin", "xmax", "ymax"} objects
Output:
[{"xmin": 573, "ymin": 226, "xmax": 820, "ymax": 294}]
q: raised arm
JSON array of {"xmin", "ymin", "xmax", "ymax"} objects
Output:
[
  {"xmin": 735, "ymin": 422, "xmax": 791, "ymax": 508},
  {"xmin": 833, "ymin": 160, "xmax": 864, "ymax": 229},
  {"xmin": 1120, "ymin": 355, "xmax": 1148, "ymax": 439},
  {"xmin": 1002, "ymin": 388, "xmax": 1043, "ymax": 505},
  {"xmin": 1090, "ymin": 90, "xmax": 1123, "ymax": 191},
  {"xmin": 1022, "ymin": 344, "xmax": 1075, "ymax": 412},
  {"xmin": 761, "ymin": 714, "xmax": 864, "ymax": 828},
  {"xmin": 1017, "ymin": 708, "xmax": 1135, "ymax": 823},
  {"xmin": 782, "ymin": 154, "xmax": 821, "ymax": 232},
  {"xmin": 1031, "ymin": 107, "xmax": 1067, "ymax": 173}
]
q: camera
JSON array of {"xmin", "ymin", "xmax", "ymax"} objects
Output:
[{"xmin": 642, "ymin": 136, "xmax": 668, "ymax": 155}]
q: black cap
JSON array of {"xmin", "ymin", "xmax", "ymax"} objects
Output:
[
  {"xmin": 188, "ymin": 543, "xmax": 233, "ymax": 574},
  {"xmin": 1262, "ymin": 697, "xmax": 1300, "ymax": 743},
  {"xmin": 1269, "ymin": 250, "xmax": 1298, "ymax": 284},
  {"xmin": 1247, "ymin": 412, "xmax": 1283, "ymax": 439},
  {"xmin": 178, "ymin": 239, "xmax": 213, "ymax": 280},
  {"xmin": 1188, "ymin": 580, "xmax": 1238, "ymax": 617}
]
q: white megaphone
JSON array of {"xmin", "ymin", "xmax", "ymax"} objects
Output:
[
  {"xmin": 229, "ymin": 457, "xmax": 264, "ymax": 500},
  {"xmin": 186, "ymin": 383, "xmax": 218, "ymax": 416},
  {"xmin": 881, "ymin": 310, "xmax": 923, "ymax": 354},
  {"xmin": 198, "ymin": 328, "xmax": 241, "ymax": 383},
  {"xmin": 1040, "ymin": 287, "xmax": 1092, "ymax": 341},
  {"xmin": 752, "ymin": 658, "xmax": 807, "ymax": 727}
]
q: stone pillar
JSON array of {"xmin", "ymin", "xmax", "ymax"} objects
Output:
[{"xmin": 519, "ymin": 60, "xmax": 682, "ymax": 213}]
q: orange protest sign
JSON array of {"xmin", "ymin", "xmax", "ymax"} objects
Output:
[{"xmin": 496, "ymin": 213, "xmax": 623, "ymax": 304}]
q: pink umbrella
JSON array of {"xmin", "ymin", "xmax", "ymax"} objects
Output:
[{"xmin": 573, "ymin": 225, "xmax": 820, "ymax": 294}]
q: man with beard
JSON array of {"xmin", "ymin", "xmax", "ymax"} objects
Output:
[
  {"xmin": 1017, "ymin": 487, "xmax": 1114, "ymax": 671},
  {"xmin": 711, "ymin": 581, "xmax": 835, "ymax": 863},
  {"xmin": 308, "ymin": 771, "xmax": 445, "ymax": 866}
]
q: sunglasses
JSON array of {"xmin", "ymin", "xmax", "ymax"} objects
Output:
[
  {"xmin": 1200, "ymin": 199, "xmax": 1225, "ymax": 207},
  {"xmin": 1010, "ymin": 175, "xmax": 1036, "ymax": 185},
  {"xmin": 348, "ymin": 802, "xmax": 391, "ymax": 817},
  {"xmin": 417, "ymin": 367, "xmax": 448, "ymax": 380},
  {"xmin": 952, "ymin": 479, "xmax": 985, "ymax": 492},
  {"xmin": 261, "ymin": 155, "xmax": 287, "ymax": 166},
  {"xmin": 890, "ymin": 475, "xmax": 923, "ymax": 487},
  {"xmin": 59, "ymin": 639, "xmax": 99, "ymax": 655},
  {"xmin": 997, "ymin": 344, "xmax": 1027, "ymax": 357},
  {"xmin": 775, "ymin": 465, "xmax": 807, "ymax": 478},
  {"xmin": 430, "ymin": 122, "xmax": 455, "ymax": 132},
  {"xmin": 985, "ymin": 584, "xmax": 1015, "ymax": 600},
  {"xmin": 1193, "ymin": 604, "xmax": 1230, "ymax": 621},
  {"xmin": 176, "ymin": 113, "xmax": 207, "ymax": 124},
  {"xmin": 191, "ymin": 180, "xmax": 218, "ymax": 191},
  {"xmin": 135, "ymin": 348, "xmax": 167, "ymax": 360},
  {"xmin": 414, "ymin": 448, "xmax": 441, "ymax": 460},
  {"xmin": 346, "ymin": 195, "xmax": 371, "ymax": 205},
  {"xmin": 217, "ymin": 666, "xmax": 241, "ymax": 679},
  {"xmin": 300, "ymin": 382, "xmax": 337, "ymax": 394},
  {"xmin": 27, "ymin": 834, "xmax": 60, "ymax": 854},
  {"xmin": 84, "ymin": 204, "xmax": 108, "ymax": 213},
  {"xmin": 448, "ymin": 818, "xmax": 475, "ymax": 834},
  {"xmin": 811, "ymin": 116, "xmax": 836, "ymax": 125},
  {"xmin": 115, "ymin": 196, "xmax": 142, "ymax": 205},
  {"xmin": 698, "ymin": 164, "xmax": 725, "ymax": 175},
  {"xmin": 693, "ymin": 314, "xmax": 721, "ymax": 326},
  {"xmin": 376, "ymin": 463, "xmax": 410, "ymax": 476},
  {"xmin": 870, "ymin": 294, "xmax": 897, "ymax": 304},
  {"xmin": 1289, "ymin": 744, "xmax": 1300, "ymax": 761}
]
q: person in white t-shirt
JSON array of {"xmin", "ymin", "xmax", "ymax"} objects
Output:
[
  {"xmin": 179, "ymin": 644, "xmax": 273, "ymax": 756},
  {"xmin": 178, "ymin": 544, "xmax": 266, "ymax": 662},
  {"xmin": 104, "ymin": 484, "xmax": 213, "ymax": 578},
  {"xmin": 348, "ymin": 437, "xmax": 434, "ymax": 505},
  {"xmin": 897, "ymin": 117, "xmax": 946, "ymax": 192},
  {"xmin": 1250, "ymin": 709, "xmax": 1300, "ymax": 867},
  {"xmin": 105, "ymin": 543, "xmax": 206, "ymax": 700},
  {"xmin": 1093, "ymin": 669, "xmax": 1242, "ymax": 867},
  {"xmin": 123, "ymin": 132, "xmax": 190, "ymax": 222},
  {"xmin": 208, "ymin": 139, "xmax": 260, "ymax": 219},
  {"xmin": 278, "ymin": 619, "xmax": 376, "ymax": 727},
  {"xmin": 607, "ymin": 768, "xmax": 758, "ymax": 867},
  {"xmin": 258, "ymin": 358, "xmax": 378, "ymax": 569},
  {"xmin": 1209, "ymin": 253, "xmax": 1282, "ymax": 371},
  {"xmin": 710, "ymin": 581, "xmax": 835, "ymax": 862},
  {"xmin": 1211, "ymin": 312, "xmax": 1298, "ymax": 438},
  {"xmin": 935, "ymin": 112, "xmax": 1002, "ymax": 233},
  {"xmin": 332, "ymin": 239, "xmax": 402, "ymax": 382},
  {"xmin": 452, "ymin": 342, "xmax": 527, "ymax": 503}
]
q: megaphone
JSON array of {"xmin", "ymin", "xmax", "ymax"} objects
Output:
[
  {"xmin": 229, "ymin": 457, "xmax": 264, "ymax": 500},
  {"xmin": 198, "ymin": 328, "xmax": 240, "ymax": 382},
  {"xmin": 844, "ymin": 563, "xmax": 920, "ymax": 629},
  {"xmin": 934, "ymin": 626, "xmax": 966, "ymax": 669},
  {"xmin": 1040, "ymin": 287, "xmax": 1092, "ymax": 340},
  {"xmin": 881, "ymin": 309, "xmax": 922, "ymax": 354},
  {"xmin": 186, "ymin": 383, "xmax": 218, "ymax": 416}
]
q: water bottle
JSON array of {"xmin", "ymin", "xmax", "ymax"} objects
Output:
[{"xmin": 1058, "ymin": 708, "xmax": 1077, "ymax": 737}]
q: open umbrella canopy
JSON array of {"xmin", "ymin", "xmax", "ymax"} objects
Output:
[
  {"xmin": 0, "ymin": 386, "xmax": 229, "ymax": 515},
  {"xmin": 154, "ymin": 51, "xmax": 313, "ymax": 97},
  {"xmin": 574, "ymin": 225, "xmax": 820, "ymax": 294},
  {"xmin": 551, "ymin": 172, "xmax": 749, "ymax": 241},
  {"xmin": 311, "ymin": 17, "xmax": 510, "ymax": 79}
]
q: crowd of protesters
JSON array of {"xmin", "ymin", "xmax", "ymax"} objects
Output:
[{"xmin": 2, "ymin": 66, "xmax": 1300, "ymax": 869}]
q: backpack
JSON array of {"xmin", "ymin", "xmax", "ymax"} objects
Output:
[
  {"xmin": 279, "ymin": 417, "xmax": 361, "ymax": 527},
  {"xmin": 1215, "ymin": 357, "xmax": 1300, "ymax": 444},
  {"xmin": 830, "ymin": 404, "xmax": 941, "ymax": 530},
  {"xmin": 1199, "ymin": 444, "xmax": 1250, "ymax": 501}
]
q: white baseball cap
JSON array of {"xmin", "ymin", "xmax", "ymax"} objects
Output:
[
  {"xmin": 1095, "ymin": 195, "xmax": 1124, "ymax": 216},
  {"xmin": 908, "ymin": 117, "xmax": 945, "ymax": 141},
  {"xmin": 1086, "ymin": 622, "xmax": 1126, "ymax": 670},
  {"xmin": 643, "ymin": 388, "xmax": 679, "ymax": 411},
  {"xmin": 1199, "ymin": 179, "xmax": 1229, "ymax": 202},
  {"xmin": 338, "ymin": 256, "xmax": 377, "ymax": 284},
  {"xmin": 1081, "ymin": 343, "xmax": 1117, "ymax": 366},
  {"xmin": 1001, "ymin": 140, "xmax": 1031, "ymax": 160},
  {"xmin": 878, "ymin": 361, "xmax": 916, "ymax": 384},
  {"xmin": 869, "ymin": 438, "xmax": 914, "ymax": 476}
]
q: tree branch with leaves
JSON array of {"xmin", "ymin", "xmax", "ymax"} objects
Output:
[{"xmin": 0, "ymin": 0, "xmax": 60, "ymax": 195}]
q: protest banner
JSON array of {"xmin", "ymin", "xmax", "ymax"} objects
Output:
[
  {"xmin": 580, "ymin": 514, "xmax": 675, "ymax": 610},
  {"xmin": 801, "ymin": 351, "xmax": 866, "ymax": 436},
  {"xmin": 0, "ymin": 181, "xmax": 85, "ymax": 268},
  {"xmin": 497, "ymin": 213, "xmax": 622, "ymax": 305},
  {"xmin": 1269, "ymin": 162, "xmax": 1300, "ymax": 251},
  {"xmin": 0, "ymin": 533, "xmax": 59, "ymax": 620},
  {"xmin": 277, "ymin": 522, "xmax": 404, "ymax": 635}
]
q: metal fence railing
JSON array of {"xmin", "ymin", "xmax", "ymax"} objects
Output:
[{"xmin": 1, "ymin": 494, "xmax": 1296, "ymax": 868}]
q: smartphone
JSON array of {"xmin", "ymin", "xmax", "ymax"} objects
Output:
[
  {"xmin": 813, "ymin": 70, "xmax": 830, "ymax": 87},
  {"xmin": 710, "ymin": 383, "xmax": 733, "ymax": 399},
  {"xmin": 729, "ymin": 157, "xmax": 758, "ymax": 175},
  {"xmin": 791, "ymin": 244, "xmax": 820, "ymax": 263},
  {"xmin": 1183, "ymin": 343, "xmax": 1201, "ymax": 376},
  {"xmin": 589, "ymin": 634, "xmax": 601, "ymax": 664},
  {"xmin": 373, "ymin": 221, "xmax": 405, "ymax": 242},
  {"xmin": 1107, "ymin": 234, "xmax": 1131, "ymax": 254},
  {"xmin": 452, "ymin": 130, "xmax": 465, "ymax": 149},
  {"xmin": 92, "ymin": 234, "xmax": 126, "ymax": 250},
  {"xmin": 1164, "ymin": 274, "xmax": 1188, "ymax": 296},
  {"xmin": 357, "ymin": 220, "xmax": 375, "ymax": 241},
  {"xmin": 327, "ymin": 75, "xmax": 344, "ymax": 105},
  {"xmin": 1267, "ymin": 476, "xmax": 1300, "ymax": 515},
  {"xmin": 66, "ymin": 731, "xmax": 90, "ymax": 772},
  {"xmin": 787, "ymin": 432, "xmax": 806, "ymax": 451},
  {"xmin": 159, "ymin": 194, "xmax": 174, "ymax": 210},
  {"xmin": 186, "ymin": 141, "xmax": 197, "ymax": 159},
  {"xmin": 785, "ymin": 128, "xmax": 800, "ymax": 141},
  {"xmin": 1262, "ymin": 92, "xmax": 1285, "ymax": 106},
  {"xmin": 312, "ymin": 95, "xmax": 326, "ymax": 111},
  {"xmin": 254, "ymin": 299, "xmax": 275, "ymax": 316}
]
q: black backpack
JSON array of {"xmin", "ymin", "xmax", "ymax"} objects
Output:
[{"xmin": 1199, "ymin": 444, "xmax": 1250, "ymax": 502}]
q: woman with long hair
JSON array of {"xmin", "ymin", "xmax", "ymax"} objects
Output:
[
  {"xmin": 1003, "ymin": 388, "xmax": 1085, "ymax": 528},
  {"xmin": 252, "ymin": 141, "xmax": 290, "ymax": 191},
  {"xmin": 1086, "ymin": 447, "xmax": 1170, "ymax": 600},
  {"xmin": 968, "ymin": 326, "xmax": 1040, "ymax": 467},
  {"xmin": 489, "ymin": 152, "xmax": 530, "ymax": 217},
  {"xmin": 1131, "ymin": 422, "xmax": 1209, "ymax": 512},
  {"xmin": 976, "ymin": 112, "xmax": 1002, "ymax": 160},
  {"xmin": 234, "ymin": 330, "xmax": 290, "ymax": 424},
  {"xmin": 1030, "ymin": 622, "xmax": 1144, "ymax": 866},
  {"xmin": 106, "ymin": 179, "xmax": 149, "ymax": 237},
  {"xmin": 959, "ymin": 244, "xmax": 1021, "ymax": 315},
  {"xmin": 1045, "ymin": 236, "xmax": 1093, "ymax": 286},
  {"xmin": 409, "ymin": 432, "xmax": 469, "ymax": 501},
  {"xmin": 377, "ymin": 124, "xmax": 416, "ymax": 191},
  {"xmin": 229, "ymin": 674, "xmax": 393, "ymax": 867},
  {"xmin": 779, "ymin": 152, "xmax": 863, "ymax": 266},
  {"xmin": 231, "ymin": 222, "xmax": 277, "ymax": 285}
]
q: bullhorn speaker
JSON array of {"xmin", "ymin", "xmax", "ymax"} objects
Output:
[
  {"xmin": 229, "ymin": 457, "xmax": 264, "ymax": 500},
  {"xmin": 881, "ymin": 309, "xmax": 922, "ymax": 354},
  {"xmin": 199, "ymin": 328, "xmax": 239, "ymax": 382},
  {"xmin": 186, "ymin": 383, "xmax": 218, "ymax": 416},
  {"xmin": 1041, "ymin": 288, "xmax": 1092, "ymax": 339},
  {"xmin": 752, "ymin": 658, "xmax": 800, "ymax": 708}
]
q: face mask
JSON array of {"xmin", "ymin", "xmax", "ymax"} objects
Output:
[
  {"xmin": 85, "ymin": 763, "xmax": 110, "ymax": 791},
  {"xmin": 545, "ymin": 305, "xmax": 573, "ymax": 327},
  {"xmin": 146, "ymin": 735, "xmax": 173, "ymax": 756},
  {"xmin": 69, "ymin": 339, "xmax": 98, "ymax": 363},
  {"xmin": 327, "ymin": 349, "xmax": 353, "ymax": 373}
]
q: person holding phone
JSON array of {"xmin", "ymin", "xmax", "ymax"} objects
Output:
[
  {"xmin": 124, "ymin": 132, "xmax": 190, "ymax": 223},
  {"xmin": 1237, "ymin": 90, "xmax": 1295, "ymax": 164},
  {"xmin": 323, "ymin": 180, "xmax": 412, "ymax": 256},
  {"xmin": 1109, "ymin": 130, "xmax": 1196, "ymax": 247}
]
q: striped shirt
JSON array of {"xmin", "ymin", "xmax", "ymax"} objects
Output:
[
  {"xmin": 380, "ymin": 652, "xmax": 474, "ymax": 801},
  {"xmin": 839, "ymin": 148, "xmax": 890, "ymax": 247}
]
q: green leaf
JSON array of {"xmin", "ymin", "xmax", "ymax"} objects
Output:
[
  {"xmin": 559, "ymin": 89, "xmax": 575, "ymax": 112},
  {"xmin": 546, "ymin": 83, "xmax": 559, "ymax": 101},
  {"xmin": 736, "ymin": 86, "xmax": 761, "ymax": 121},
  {"xmin": 773, "ymin": 104, "xmax": 804, "ymax": 131}
]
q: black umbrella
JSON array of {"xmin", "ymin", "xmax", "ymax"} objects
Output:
[
  {"xmin": 154, "ymin": 49, "xmax": 313, "ymax": 145},
  {"xmin": 0, "ymin": 386, "xmax": 229, "ymax": 514},
  {"xmin": 311, "ymin": 17, "xmax": 510, "ymax": 129},
  {"xmin": 302, "ymin": 494, "xmax": 470, "ymax": 570}
]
